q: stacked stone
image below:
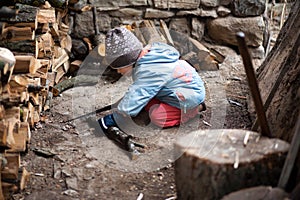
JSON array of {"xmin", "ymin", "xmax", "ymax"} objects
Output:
[{"xmin": 71, "ymin": 0, "xmax": 268, "ymax": 59}]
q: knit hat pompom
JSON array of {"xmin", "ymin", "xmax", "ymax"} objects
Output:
[{"xmin": 105, "ymin": 27, "xmax": 143, "ymax": 69}]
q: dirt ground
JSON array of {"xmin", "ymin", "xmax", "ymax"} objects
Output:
[{"xmin": 9, "ymin": 42, "xmax": 262, "ymax": 200}]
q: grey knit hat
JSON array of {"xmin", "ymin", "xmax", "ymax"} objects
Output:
[{"xmin": 105, "ymin": 27, "xmax": 143, "ymax": 69}]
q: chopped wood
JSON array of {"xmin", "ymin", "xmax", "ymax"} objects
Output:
[
  {"xmin": 37, "ymin": 8, "xmax": 56, "ymax": 24},
  {"xmin": 54, "ymin": 61, "xmax": 70, "ymax": 84},
  {"xmin": 0, "ymin": 121, "xmax": 9, "ymax": 147},
  {"xmin": 1, "ymin": 26, "xmax": 35, "ymax": 41},
  {"xmin": 1, "ymin": 153, "xmax": 20, "ymax": 180},
  {"xmin": 49, "ymin": 22, "xmax": 60, "ymax": 39},
  {"xmin": 6, "ymin": 127, "xmax": 27, "ymax": 153},
  {"xmin": 131, "ymin": 22, "xmax": 147, "ymax": 45},
  {"xmin": 208, "ymin": 47, "xmax": 225, "ymax": 63},
  {"xmin": 159, "ymin": 20, "xmax": 174, "ymax": 46},
  {"xmin": 69, "ymin": 60, "xmax": 82, "ymax": 75},
  {"xmin": 53, "ymin": 75, "xmax": 99, "ymax": 96},
  {"xmin": 138, "ymin": 20, "xmax": 166, "ymax": 44},
  {"xmin": 19, "ymin": 167, "xmax": 30, "ymax": 191},
  {"xmin": 8, "ymin": 75, "xmax": 29, "ymax": 93},
  {"xmin": 53, "ymin": 47, "xmax": 69, "ymax": 72},
  {"xmin": 20, "ymin": 107, "xmax": 29, "ymax": 123},
  {"xmin": 37, "ymin": 32, "xmax": 54, "ymax": 58},
  {"xmin": 3, "ymin": 4, "xmax": 38, "ymax": 27},
  {"xmin": 0, "ymin": 105, "xmax": 5, "ymax": 120},
  {"xmin": 14, "ymin": 56, "xmax": 41, "ymax": 74},
  {"xmin": 0, "ymin": 40, "xmax": 38, "ymax": 57},
  {"xmin": 189, "ymin": 38, "xmax": 219, "ymax": 71}
]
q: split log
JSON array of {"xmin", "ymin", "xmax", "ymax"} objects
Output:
[
  {"xmin": 8, "ymin": 75, "xmax": 29, "ymax": 93},
  {"xmin": 0, "ymin": 40, "xmax": 38, "ymax": 57},
  {"xmin": 1, "ymin": 153, "xmax": 20, "ymax": 180},
  {"xmin": 0, "ymin": 121, "xmax": 9, "ymax": 147},
  {"xmin": 53, "ymin": 47, "xmax": 69, "ymax": 71},
  {"xmin": 138, "ymin": 20, "xmax": 166, "ymax": 44},
  {"xmin": 0, "ymin": 90, "xmax": 28, "ymax": 107},
  {"xmin": 28, "ymin": 59, "xmax": 50, "ymax": 79},
  {"xmin": 6, "ymin": 121, "xmax": 30, "ymax": 153},
  {"xmin": 14, "ymin": 56, "xmax": 41, "ymax": 74},
  {"xmin": 174, "ymin": 129, "xmax": 289, "ymax": 200},
  {"xmin": 189, "ymin": 38, "xmax": 219, "ymax": 71},
  {"xmin": 52, "ymin": 74, "xmax": 99, "ymax": 96},
  {"xmin": 69, "ymin": 60, "xmax": 82, "ymax": 75},
  {"xmin": 1, "ymin": 26, "xmax": 35, "ymax": 41},
  {"xmin": 37, "ymin": 32, "xmax": 54, "ymax": 58},
  {"xmin": 37, "ymin": 8, "xmax": 56, "ymax": 24},
  {"xmin": 54, "ymin": 61, "xmax": 70, "ymax": 84},
  {"xmin": 49, "ymin": 22, "xmax": 60, "ymax": 39},
  {"xmin": 131, "ymin": 22, "xmax": 147, "ymax": 45},
  {"xmin": 3, "ymin": 4, "xmax": 38, "ymax": 29},
  {"xmin": 19, "ymin": 167, "xmax": 30, "ymax": 190},
  {"xmin": 159, "ymin": 20, "xmax": 174, "ymax": 46},
  {"xmin": 0, "ymin": 105, "xmax": 5, "ymax": 120},
  {"xmin": 170, "ymin": 31, "xmax": 219, "ymax": 71}
]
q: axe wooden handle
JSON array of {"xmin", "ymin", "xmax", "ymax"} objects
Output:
[{"xmin": 236, "ymin": 32, "xmax": 271, "ymax": 137}]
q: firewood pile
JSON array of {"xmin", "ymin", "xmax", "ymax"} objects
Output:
[
  {"xmin": 0, "ymin": 2, "xmax": 71, "ymax": 199},
  {"xmin": 129, "ymin": 19, "xmax": 222, "ymax": 71}
]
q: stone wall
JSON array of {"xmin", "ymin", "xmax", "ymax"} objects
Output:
[{"xmin": 71, "ymin": 0, "xmax": 268, "ymax": 58}]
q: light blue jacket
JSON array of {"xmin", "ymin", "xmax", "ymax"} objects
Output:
[{"xmin": 117, "ymin": 42, "xmax": 205, "ymax": 117}]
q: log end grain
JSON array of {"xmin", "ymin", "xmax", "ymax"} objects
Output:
[{"xmin": 174, "ymin": 129, "xmax": 290, "ymax": 200}]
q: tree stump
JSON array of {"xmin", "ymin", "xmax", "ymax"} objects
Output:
[
  {"xmin": 174, "ymin": 129, "xmax": 290, "ymax": 200},
  {"xmin": 221, "ymin": 186, "xmax": 288, "ymax": 200}
]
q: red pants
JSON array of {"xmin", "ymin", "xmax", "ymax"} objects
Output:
[{"xmin": 144, "ymin": 99, "xmax": 199, "ymax": 128}]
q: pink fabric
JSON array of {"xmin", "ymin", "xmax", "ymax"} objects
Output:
[{"xmin": 144, "ymin": 99, "xmax": 199, "ymax": 128}]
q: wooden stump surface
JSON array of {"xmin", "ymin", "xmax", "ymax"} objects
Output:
[{"xmin": 174, "ymin": 129, "xmax": 290, "ymax": 200}]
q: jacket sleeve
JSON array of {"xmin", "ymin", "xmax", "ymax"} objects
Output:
[{"xmin": 117, "ymin": 64, "xmax": 170, "ymax": 116}]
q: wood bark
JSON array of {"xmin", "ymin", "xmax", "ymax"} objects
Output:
[
  {"xmin": 174, "ymin": 129, "xmax": 289, "ymax": 200},
  {"xmin": 256, "ymin": 0, "xmax": 300, "ymax": 142},
  {"xmin": 0, "ymin": 40, "xmax": 38, "ymax": 56}
]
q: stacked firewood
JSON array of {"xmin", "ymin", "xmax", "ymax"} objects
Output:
[
  {"xmin": 0, "ymin": 2, "xmax": 71, "ymax": 198},
  {"xmin": 127, "ymin": 20, "xmax": 222, "ymax": 71}
]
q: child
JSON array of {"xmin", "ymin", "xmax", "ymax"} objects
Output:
[{"xmin": 98, "ymin": 27, "xmax": 206, "ymax": 139}]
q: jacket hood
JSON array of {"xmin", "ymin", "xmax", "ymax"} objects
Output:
[{"xmin": 137, "ymin": 42, "xmax": 180, "ymax": 65}]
